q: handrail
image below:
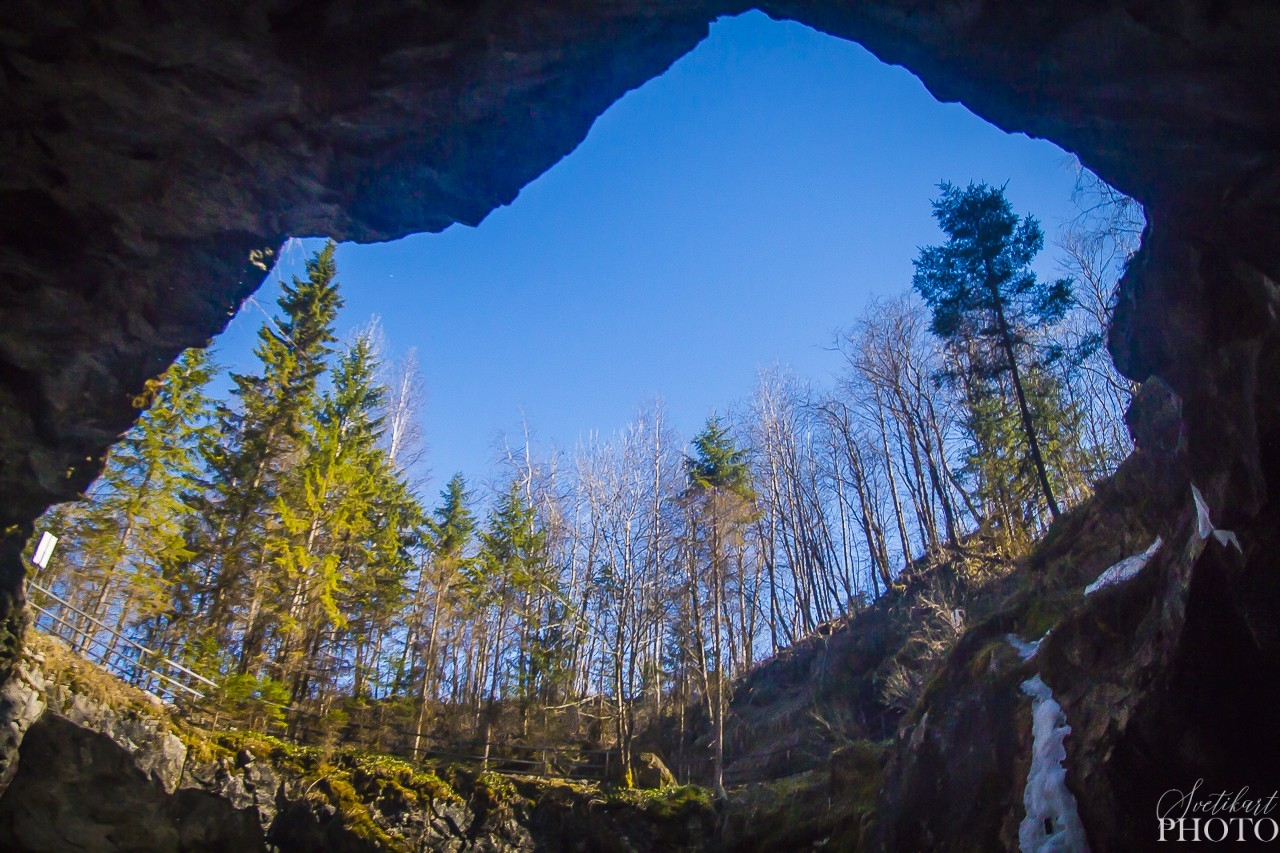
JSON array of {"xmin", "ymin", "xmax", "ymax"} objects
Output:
[
  {"xmin": 23, "ymin": 576, "xmax": 618, "ymax": 782},
  {"xmin": 27, "ymin": 579, "xmax": 217, "ymax": 688},
  {"xmin": 26, "ymin": 600, "xmax": 206, "ymax": 700}
]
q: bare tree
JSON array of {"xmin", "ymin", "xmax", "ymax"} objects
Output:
[{"xmin": 1055, "ymin": 165, "xmax": 1144, "ymax": 477}]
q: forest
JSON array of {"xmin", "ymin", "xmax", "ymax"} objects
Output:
[{"xmin": 24, "ymin": 175, "xmax": 1142, "ymax": 793}]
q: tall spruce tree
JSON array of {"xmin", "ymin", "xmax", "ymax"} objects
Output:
[
  {"xmin": 409, "ymin": 473, "xmax": 476, "ymax": 752},
  {"xmin": 487, "ymin": 483, "xmax": 549, "ymax": 678},
  {"xmin": 912, "ymin": 182, "xmax": 1074, "ymax": 522},
  {"xmin": 327, "ymin": 337, "xmax": 423, "ymax": 703},
  {"xmin": 273, "ymin": 333, "xmax": 394, "ymax": 699},
  {"xmin": 189, "ymin": 241, "xmax": 343, "ymax": 674}
]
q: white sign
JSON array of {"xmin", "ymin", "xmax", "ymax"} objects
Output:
[{"xmin": 32, "ymin": 531, "xmax": 58, "ymax": 569}]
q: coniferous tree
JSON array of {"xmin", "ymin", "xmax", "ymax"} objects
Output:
[
  {"xmin": 187, "ymin": 241, "xmax": 343, "ymax": 675},
  {"xmin": 44, "ymin": 348, "xmax": 217, "ymax": 663},
  {"xmin": 271, "ymin": 332, "xmax": 415, "ymax": 702},
  {"xmin": 912, "ymin": 182, "xmax": 1074, "ymax": 523},
  {"xmin": 684, "ymin": 417, "xmax": 755, "ymax": 799},
  {"xmin": 409, "ymin": 473, "xmax": 476, "ymax": 753},
  {"xmin": 461, "ymin": 480, "xmax": 551, "ymax": 757},
  {"xmin": 477, "ymin": 481, "xmax": 560, "ymax": 731}
]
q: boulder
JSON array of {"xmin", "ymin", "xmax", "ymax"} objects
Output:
[{"xmin": 635, "ymin": 752, "xmax": 677, "ymax": 789}]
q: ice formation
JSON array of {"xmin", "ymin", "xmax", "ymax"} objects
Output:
[
  {"xmin": 1083, "ymin": 536, "xmax": 1163, "ymax": 596},
  {"xmin": 1192, "ymin": 484, "xmax": 1214, "ymax": 540},
  {"xmin": 1007, "ymin": 633, "xmax": 1045, "ymax": 661},
  {"xmin": 1019, "ymin": 675, "xmax": 1090, "ymax": 852},
  {"xmin": 1190, "ymin": 484, "xmax": 1242, "ymax": 552},
  {"xmin": 1211, "ymin": 529, "xmax": 1241, "ymax": 551}
]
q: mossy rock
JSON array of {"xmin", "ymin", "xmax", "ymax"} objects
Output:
[
  {"xmin": 604, "ymin": 783, "xmax": 715, "ymax": 821},
  {"xmin": 720, "ymin": 768, "xmax": 871, "ymax": 852}
]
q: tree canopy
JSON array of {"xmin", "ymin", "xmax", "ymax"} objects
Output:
[{"xmin": 912, "ymin": 181, "xmax": 1075, "ymax": 521}]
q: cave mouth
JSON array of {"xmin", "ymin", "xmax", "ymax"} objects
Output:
[
  {"xmin": 209, "ymin": 10, "xmax": 1132, "ymax": 489},
  {"xmin": 4, "ymin": 3, "xmax": 1278, "ymax": 847},
  {"xmin": 20, "ymin": 9, "xmax": 1145, "ymax": 713},
  {"xmin": 15, "ymin": 5, "xmax": 1147, "ymax": 802}
]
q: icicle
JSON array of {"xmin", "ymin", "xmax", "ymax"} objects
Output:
[
  {"xmin": 1212, "ymin": 529, "xmax": 1242, "ymax": 552},
  {"xmin": 1019, "ymin": 676, "xmax": 1090, "ymax": 852},
  {"xmin": 1084, "ymin": 537, "xmax": 1162, "ymax": 596}
]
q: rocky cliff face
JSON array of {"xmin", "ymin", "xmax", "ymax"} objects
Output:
[
  {"xmin": 0, "ymin": 636, "xmax": 715, "ymax": 852},
  {"xmin": 0, "ymin": 640, "xmax": 263, "ymax": 851},
  {"xmin": 4, "ymin": 1, "xmax": 1280, "ymax": 848}
]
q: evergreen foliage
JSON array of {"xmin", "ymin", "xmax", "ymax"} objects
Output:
[
  {"xmin": 430, "ymin": 474, "xmax": 477, "ymax": 561},
  {"xmin": 686, "ymin": 418, "xmax": 754, "ymax": 498},
  {"xmin": 912, "ymin": 181, "xmax": 1075, "ymax": 525},
  {"xmin": 42, "ymin": 347, "xmax": 217, "ymax": 658},
  {"xmin": 190, "ymin": 240, "xmax": 345, "ymax": 672},
  {"xmin": 684, "ymin": 417, "xmax": 756, "ymax": 797}
]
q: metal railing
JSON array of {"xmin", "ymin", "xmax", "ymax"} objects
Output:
[
  {"xmin": 23, "ymin": 577, "xmax": 617, "ymax": 780},
  {"xmin": 26, "ymin": 578, "xmax": 217, "ymax": 703}
]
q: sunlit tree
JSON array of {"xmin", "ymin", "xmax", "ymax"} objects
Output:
[{"xmin": 913, "ymin": 182, "xmax": 1074, "ymax": 523}]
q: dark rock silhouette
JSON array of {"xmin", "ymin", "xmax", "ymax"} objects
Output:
[{"xmin": 3, "ymin": 2, "xmax": 1280, "ymax": 848}]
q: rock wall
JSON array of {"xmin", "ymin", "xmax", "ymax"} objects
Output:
[
  {"xmin": 0, "ymin": 715, "xmax": 264, "ymax": 853},
  {"xmin": 0, "ymin": 637, "xmax": 715, "ymax": 852},
  {"xmin": 4, "ymin": 1, "xmax": 1280, "ymax": 848},
  {"xmin": 0, "ymin": 643, "xmax": 264, "ymax": 851}
]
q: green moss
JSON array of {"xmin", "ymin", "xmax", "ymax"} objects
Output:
[
  {"xmin": 206, "ymin": 730, "xmax": 333, "ymax": 783},
  {"xmin": 315, "ymin": 776, "xmax": 410, "ymax": 853},
  {"xmin": 833, "ymin": 741, "xmax": 885, "ymax": 792},
  {"xmin": 604, "ymin": 784, "xmax": 715, "ymax": 820},
  {"xmin": 409, "ymin": 769, "xmax": 456, "ymax": 803},
  {"xmin": 722, "ymin": 770, "xmax": 853, "ymax": 851},
  {"xmin": 719, "ymin": 742, "xmax": 885, "ymax": 851},
  {"xmin": 179, "ymin": 728, "xmax": 231, "ymax": 765},
  {"xmin": 968, "ymin": 641, "xmax": 997, "ymax": 680},
  {"xmin": 345, "ymin": 753, "xmax": 458, "ymax": 810},
  {"xmin": 1020, "ymin": 590, "xmax": 1075, "ymax": 639},
  {"xmin": 474, "ymin": 769, "xmax": 523, "ymax": 810}
]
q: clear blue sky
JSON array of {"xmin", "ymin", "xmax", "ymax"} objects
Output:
[{"xmin": 214, "ymin": 11, "xmax": 1086, "ymax": 492}]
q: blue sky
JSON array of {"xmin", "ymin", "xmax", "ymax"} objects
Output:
[{"xmin": 214, "ymin": 11, "xmax": 1086, "ymax": 492}]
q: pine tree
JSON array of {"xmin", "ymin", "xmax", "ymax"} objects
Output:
[{"xmin": 912, "ymin": 182, "xmax": 1074, "ymax": 522}]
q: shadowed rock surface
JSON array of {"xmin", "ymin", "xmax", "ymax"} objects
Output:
[
  {"xmin": 4, "ymin": 1, "xmax": 1280, "ymax": 848},
  {"xmin": 0, "ymin": 715, "xmax": 265, "ymax": 853}
]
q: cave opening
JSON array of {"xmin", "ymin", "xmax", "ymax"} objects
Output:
[
  {"xmin": 207, "ymin": 10, "xmax": 1138, "ymax": 488},
  {"xmin": 7, "ymin": 4, "xmax": 1279, "ymax": 849},
  {"xmin": 20, "ymin": 8, "xmax": 1150, "ymax": 711},
  {"xmin": 15, "ymin": 4, "xmax": 1147, "ymax": 793}
]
